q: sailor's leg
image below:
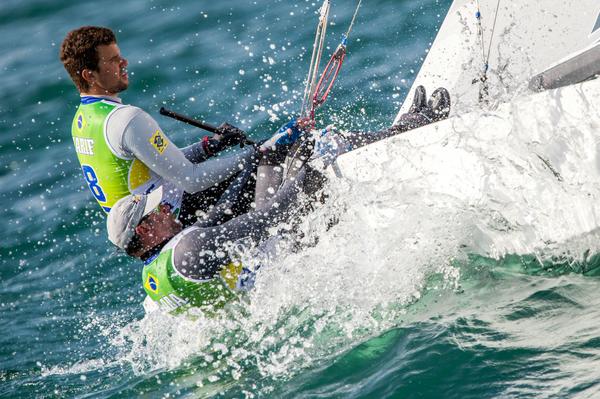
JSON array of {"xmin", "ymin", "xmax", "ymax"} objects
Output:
[
  {"xmin": 254, "ymin": 138, "xmax": 293, "ymax": 209},
  {"xmin": 179, "ymin": 176, "xmax": 238, "ymax": 227},
  {"xmin": 283, "ymin": 137, "xmax": 327, "ymax": 198},
  {"xmin": 336, "ymin": 86, "xmax": 451, "ymax": 152},
  {"xmin": 255, "ymin": 161, "xmax": 284, "ymax": 209},
  {"xmin": 179, "ymin": 147, "xmax": 260, "ymax": 227}
]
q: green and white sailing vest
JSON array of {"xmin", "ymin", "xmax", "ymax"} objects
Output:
[
  {"xmin": 71, "ymin": 97, "xmax": 156, "ymax": 213},
  {"xmin": 141, "ymin": 237, "xmax": 244, "ymax": 315}
]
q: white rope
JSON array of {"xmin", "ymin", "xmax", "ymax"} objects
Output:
[{"xmin": 302, "ymin": 0, "xmax": 330, "ymax": 116}]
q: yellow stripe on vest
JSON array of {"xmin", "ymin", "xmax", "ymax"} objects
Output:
[{"xmin": 219, "ymin": 262, "xmax": 244, "ymax": 290}]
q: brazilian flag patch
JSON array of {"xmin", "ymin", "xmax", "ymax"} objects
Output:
[
  {"xmin": 144, "ymin": 273, "xmax": 159, "ymax": 293},
  {"xmin": 75, "ymin": 111, "xmax": 87, "ymax": 131},
  {"xmin": 149, "ymin": 130, "xmax": 168, "ymax": 154}
]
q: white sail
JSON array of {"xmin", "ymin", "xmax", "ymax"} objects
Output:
[{"xmin": 395, "ymin": 0, "xmax": 600, "ymax": 119}]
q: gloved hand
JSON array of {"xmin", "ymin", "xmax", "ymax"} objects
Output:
[
  {"xmin": 314, "ymin": 124, "xmax": 350, "ymax": 164},
  {"xmin": 296, "ymin": 116, "xmax": 315, "ymax": 132},
  {"xmin": 393, "ymin": 85, "xmax": 451, "ymax": 132},
  {"xmin": 214, "ymin": 122, "xmax": 248, "ymax": 147},
  {"xmin": 201, "ymin": 136, "xmax": 223, "ymax": 156},
  {"xmin": 259, "ymin": 117, "xmax": 313, "ymax": 152},
  {"xmin": 202, "ymin": 122, "xmax": 248, "ymax": 156}
]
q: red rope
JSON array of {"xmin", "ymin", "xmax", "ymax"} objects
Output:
[{"xmin": 310, "ymin": 45, "xmax": 347, "ymax": 120}]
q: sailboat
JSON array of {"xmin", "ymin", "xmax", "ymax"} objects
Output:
[{"xmin": 331, "ymin": 0, "xmax": 600, "ymax": 256}]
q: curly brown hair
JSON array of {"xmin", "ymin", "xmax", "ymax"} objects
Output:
[{"xmin": 60, "ymin": 26, "xmax": 117, "ymax": 92}]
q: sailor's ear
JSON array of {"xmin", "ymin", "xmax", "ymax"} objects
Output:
[
  {"xmin": 81, "ymin": 69, "xmax": 95, "ymax": 86},
  {"xmin": 135, "ymin": 224, "xmax": 149, "ymax": 236}
]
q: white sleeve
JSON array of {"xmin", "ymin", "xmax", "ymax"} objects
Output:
[
  {"xmin": 104, "ymin": 105, "xmax": 140, "ymax": 158},
  {"xmin": 119, "ymin": 108, "xmax": 254, "ymax": 193},
  {"xmin": 105, "ymin": 106, "xmax": 209, "ymax": 162}
]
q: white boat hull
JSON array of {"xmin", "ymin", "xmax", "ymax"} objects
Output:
[{"xmin": 332, "ymin": 78, "xmax": 600, "ymax": 256}]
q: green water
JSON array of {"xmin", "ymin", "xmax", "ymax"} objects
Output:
[{"xmin": 3, "ymin": 0, "xmax": 600, "ymax": 398}]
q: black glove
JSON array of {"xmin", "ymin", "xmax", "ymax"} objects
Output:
[
  {"xmin": 201, "ymin": 123, "xmax": 249, "ymax": 156},
  {"xmin": 201, "ymin": 136, "xmax": 224, "ymax": 156},
  {"xmin": 215, "ymin": 123, "xmax": 248, "ymax": 147}
]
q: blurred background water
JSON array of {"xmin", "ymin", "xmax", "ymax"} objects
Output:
[{"xmin": 3, "ymin": 0, "xmax": 600, "ymax": 398}]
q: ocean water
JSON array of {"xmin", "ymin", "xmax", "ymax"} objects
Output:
[{"xmin": 3, "ymin": 0, "xmax": 600, "ymax": 398}]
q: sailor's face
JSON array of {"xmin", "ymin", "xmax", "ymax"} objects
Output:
[
  {"xmin": 135, "ymin": 204, "xmax": 181, "ymax": 252},
  {"xmin": 90, "ymin": 43, "xmax": 129, "ymax": 95}
]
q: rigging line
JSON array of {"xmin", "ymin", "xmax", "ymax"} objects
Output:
[
  {"xmin": 475, "ymin": 0, "xmax": 487, "ymax": 66},
  {"xmin": 302, "ymin": 27, "xmax": 322, "ymax": 112},
  {"xmin": 309, "ymin": 25, "xmax": 328, "ymax": 112},
  {"xmin": 314, "ymin": 17, "xmax": 328, "ymax": 81},
  {"xmin": 474, "ymin": 0, "xmax": 501, "ymax": 102},
  {"xmin": 485, "ymin": 0, "xmax": 501, "ymax": 70},
  {"xmin": 309, "ymin": 0, "xmax": 363, "ymax": 118},
  {"xmin": 302, "ymin": 0, "xmax": 330, "ymax": 116},
  {"xmin": 302, "ymin": 12, "xmax": 326, "ymax": 113},
  {"xmin": 345, "ymin": 0, "xmax": 362, "ymax": 38},
  {"xmin": 301, "ymin": 0, "xmax": 362, "ymax": 118}
]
